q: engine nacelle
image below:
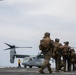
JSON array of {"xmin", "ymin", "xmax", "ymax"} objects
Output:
[{"xmin": 10, "ymin": 49, "xmax": 16, "ymax": 63}]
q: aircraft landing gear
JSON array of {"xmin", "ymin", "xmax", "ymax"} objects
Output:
[
  {"xmin": 29, "ymin": 66, "xmax": 32, "ymax": 68},
  {"xmin": 24, "ymin": 66, "xmax": 26, "ymax": 68}
]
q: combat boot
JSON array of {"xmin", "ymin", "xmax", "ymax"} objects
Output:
[
  {"xmin": 38, "ymin": 68, "xmax": 45, "ymax": 74},
  {"xmin": 64, "ymin": 69, "xmax": 66, "ymax": 72},
  {"xmin": 49, "ymin": 70, "xmax": 52, "ymax": 74},
  {"xmin": 68, "ymin": 69, "xmax": 71, "ymax": 72},
  {"xmin": 48, "ymin": 68, "xmax": 52, "ymax": 74}
]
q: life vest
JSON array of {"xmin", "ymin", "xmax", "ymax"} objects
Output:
[{"xmin": 18, "ymin": 59, "xmax": 21, "ymax": 64}]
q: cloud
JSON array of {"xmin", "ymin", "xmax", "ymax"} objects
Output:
[
  {"xmin": 1, "ymin": 0, "xmax": 76, "ymax": 22},
  {"xmin": 0, "ymin": 26, "xmax": 41, "ymax": 40},
  {"xmin": 26, "ymin": 0, "xmax": 76, "ymax": 21}
]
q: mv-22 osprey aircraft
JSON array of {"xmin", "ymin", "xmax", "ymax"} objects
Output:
[
  {"xmin": 4, "ymin": 43, "xmax": 45, "ymax": 68},
  {"xmin": 4, "ymin": 43, "xmax": 32, "ymax": 63}
]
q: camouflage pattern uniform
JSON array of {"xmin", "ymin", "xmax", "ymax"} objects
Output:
[
  {"xmin": 39, "ymin": 32, "xmax": 55, "ymax": 74},
  {"xmin": 75, "ymin": 53, "xmax": 76, "ymax": 70},
  {"xmin": 52, "ymin": 38, "xmax": 62, "ymax": 72},
  {"xmin": 70, "ymin": 49, "xmax": 75, "ymax": 71},
  {"xmin": 62, "ymin": 41, "xmax": 71, "ymax": 72},
  {"xmin": 60, "ymin": 60, "xmax": 64, "ymax": 70}
]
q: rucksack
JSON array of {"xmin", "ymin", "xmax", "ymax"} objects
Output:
[{"xmin": 39, "ymin": 37, "xmax": 54, "ymax": 51}]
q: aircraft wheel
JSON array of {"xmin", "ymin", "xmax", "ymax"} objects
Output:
[
  {"xmin": 29, "ymin": 66, "xmax": 32, "ymax": 68},
  {"xmin": 24, "ymin": 66, "xmax": 26, "ymax": 68},
  {"xmin": 38, "ymin": 66, "xmax": 41, "ymax": 68}
]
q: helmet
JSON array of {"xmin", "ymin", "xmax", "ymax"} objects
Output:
[
  {"xmin": 55, "ymin": 38, "xmax": 59, "ymax": 42},
  {"xmin": 44, "ymin": 32, "xmax": 50, "ymax": 36},
  {"xmin": 71, "ymin": 49, "xmax": 75, "ymax": 52},
  {"xmin": 64, "ymin": 41, "xmax": 69, "ymax": 45}
]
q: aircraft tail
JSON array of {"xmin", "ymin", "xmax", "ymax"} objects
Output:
[{"xmin": 10, "ymin": 49, "xmax": 30, "ymax": 63}]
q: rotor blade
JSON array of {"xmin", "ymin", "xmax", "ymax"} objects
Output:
[
  {"xmin": 4, "ymin": 43, "xmax": 12, "ymax": 47},
  {"xmin": 4, "ymin": 48, "xmax": 12, "ymax": 50},
  {"xmin": 15, "ymin": 47, "xmax": 32, "ymax": 48}
]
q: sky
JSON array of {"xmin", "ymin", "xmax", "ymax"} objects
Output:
[{"xmin": 0, "ymin": 0, "xmax": 76, "ymax": 67}]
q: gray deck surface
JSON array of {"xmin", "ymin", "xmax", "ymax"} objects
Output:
[{"xmin": 0, "ymin": 68, "xmax": 76, "ymax": 75}]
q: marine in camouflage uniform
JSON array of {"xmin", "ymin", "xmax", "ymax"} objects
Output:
[
  {"xmin": 62, "ymin": 41, "xmax": 71, "ymax": 72},
  {"xmin": 75, "ymin": 53, "xmax": 76, "ymax": 70},
  {"xmin": 70, "ymin": 49, "xmax": 75, "ymax": 71},
  {"xmin": 52, "ymin": 38, "xmax": 62, "ymax": 72},
  {"xmin": 39, "ymin": 32, "xmax": 55, "ymax": 74}
]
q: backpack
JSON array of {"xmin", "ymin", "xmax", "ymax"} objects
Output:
[{"xmin": 39, "ymin": 37, "xmax": 54, "ymax": 51}]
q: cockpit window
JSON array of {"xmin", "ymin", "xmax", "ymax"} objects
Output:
[
  {"xmin": 29, "ymin": 58, "xmax": 32, "ymax": 60},
  {"xmin": 23, "ymin": 57, "xmax": 30, "ymax": 62},
  {"xmin": 33, "ymin": 57, "xmax": 35, "ymax": 59}
]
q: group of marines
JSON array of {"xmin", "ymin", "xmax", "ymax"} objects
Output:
[{"xmin": 38, "ymin": 32, "xmax": 76, "ymax": 74}]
